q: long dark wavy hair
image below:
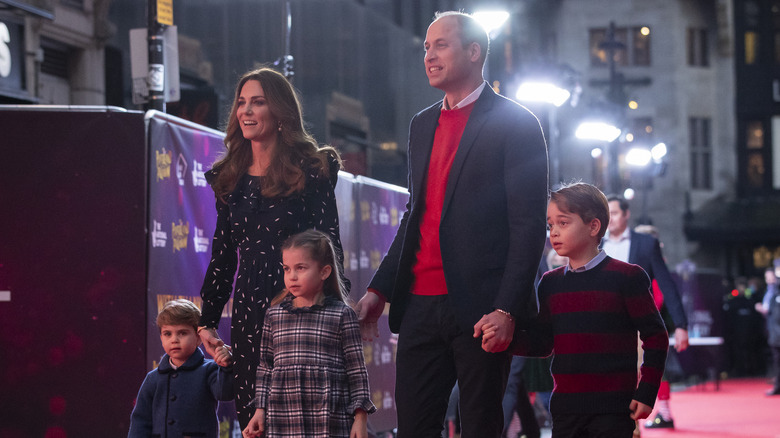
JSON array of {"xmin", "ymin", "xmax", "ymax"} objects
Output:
[
  {"xmin": 211, "ymin": 67, "xmax": 341, "ymax": 202},
  {"xmin": 272, "ymin": 229, "xmax": 350, "ymax": 306}
]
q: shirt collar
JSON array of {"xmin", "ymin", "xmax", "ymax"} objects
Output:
[
  {"xmin": 443, "ymin": 82, "xmax": 486, "ymax": 110},
  {"xmin": 606, "ymin": 227, "xmax": 631, "ymax": 242},
  {"xmin": 565, "ymin": 250, "xmax": 608, "ymax": 274}
]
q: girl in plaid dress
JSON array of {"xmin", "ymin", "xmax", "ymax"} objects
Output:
[{"xmin": 243, "ymin": 230, "xmax": 376, "ymax": 438}]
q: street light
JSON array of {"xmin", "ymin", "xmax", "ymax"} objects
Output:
[
  {"xmin": 473, "ymin": 11, "xmax": 510, "ymax": 37},
  {"xmin": 515, "ymin": 81, "xmax": 572, "ymax": 107},
  {"xmin": 575, "ymin": 121, "xmax": 621, "ymax": 142}
]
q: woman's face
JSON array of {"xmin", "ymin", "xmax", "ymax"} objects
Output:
[{"xmin": 236, "ymin": 79, "xmax": 277, "ymax": 145}]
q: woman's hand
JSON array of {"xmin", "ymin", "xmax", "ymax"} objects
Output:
[{"xmin": 198, "ymin": 327, "xmax": 225, "ymax": 358}]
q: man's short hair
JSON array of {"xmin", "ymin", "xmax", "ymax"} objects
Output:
[
  {"xmin": 433, "ymin": 11, "xmax": 490, "ymax": 66},
  {"xmin": 156, "ymin": 299, "xmax": 201, "ymax": 332},
  {"xmin": 606, "ymin": 194, "xmax": 630, "ymax": 213},
  {"xmin": 551, "ymin": 183, "xmax": 610, "ymax": 240}
]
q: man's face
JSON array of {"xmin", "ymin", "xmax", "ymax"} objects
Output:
[
  {"xmin": 608, "ymin": 200, "xmax": 630, "ymax": 236},
  {"xmin": 423, "ymin": 16, "xmax": 478, "ymax": 94}
]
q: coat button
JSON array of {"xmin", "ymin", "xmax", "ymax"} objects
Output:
[
  {"xmin": 170, "ymin": 395, "xmax": 177, "ymax": 401},
  {"xmin": 168, "ymin": 419, "xmax": 175, "ymax": 425}
]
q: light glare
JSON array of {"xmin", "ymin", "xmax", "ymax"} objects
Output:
[
  {"xmin": 473, "ymin": 11, "xmax": 510, "ymax": 36},
  {"xmin": 515, "ymin": 82, "xmax": 571, "ymax": 107},
  {"xmin": 575, "ymin": 122, "xmax": 621, "ymax": 142},
  {"xmin": 626, "ymin": 148, "xmax": 652, "ymax": 167}
]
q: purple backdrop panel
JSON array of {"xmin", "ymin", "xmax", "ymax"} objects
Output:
[
  {"xmin": 146, "ymin": 114, "xmax": 240, "ymax": 430},
  {"xmin": 335, "ymin": 171, "xmax": 360, "ymax": 300},
  {"xmin": 355, "ymin": 175, "xmax": 409, "ymax": 433}
]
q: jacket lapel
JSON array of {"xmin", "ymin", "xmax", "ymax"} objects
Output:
[
  {"xmin": 628, "ymin": 230, "xmax": 639, "ymax": 264},
  {"xmin": 441, "ymin": 84, "xmax": 494, "ymax": 219},
  {"xmin": 411, "ymin": 104, "xmax": 442, "ymax": 200}
]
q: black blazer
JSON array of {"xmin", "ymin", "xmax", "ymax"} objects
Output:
[
  {"xmin": 627, "ymin": 230, "xmax": 689, "ymax": 329},
  {"xmin": 369, "ymin": 85, "xmax": 548, "ymax": 333}
]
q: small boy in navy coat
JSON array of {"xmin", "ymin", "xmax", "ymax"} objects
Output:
[{"xmin": 128, "ymin": 299, "xmax": 234, "ymax": 438}]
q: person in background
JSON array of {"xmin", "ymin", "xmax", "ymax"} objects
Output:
[
  {"xmin": 243, "ymin": 230, "xmax": 375, "ymax": 438},
  {"xmin": 603, "ymin": 195, "xmax": 688, "ymax": 432},
  {"xmin": 129, "ymin": 299, "xmax": 233, "ymax": 438},
  {"xmin": 481, "ymin": 183, "xmax": 668, "ymax": 438},
  {"xmin": 355, "ymin": 10, "xmax": 548, "ymax": 438},
  {"xmin": 197, "ymin": 67, "xmax": 347, "ymax": 429},
  {"xmin": 756, "ymin": 266, "xmax": 780, "ymax": 396}
]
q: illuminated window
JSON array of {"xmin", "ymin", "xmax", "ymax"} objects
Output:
[
  {"xmin": 745, "ymin": 31, "xmax": 759, "ymax": 65},
  {"xmin": 589, "ymin": 26, "xmax": 651, "ymax": 67},
  {"xmin": 746, "ymin": 120, "xmax": 765, "ymax": 188}
]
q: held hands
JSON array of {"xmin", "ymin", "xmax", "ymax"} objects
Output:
[
  {"xmin": 213, "ymin": 344, "xmax": 233, "ymax": 368},
  {"xmin": 629, "ymin": 400, "xmax": 653, "ymax": 420},
  {"xmin": 473, "ymin": 311, "xmax": 515, "ymax": 353},
  {"xmin": 243, "ymin": 409, "xmax": 265, "ymax": 438},
  {"xmin": 355, "ymin": 291, "xmax": 386, "ymax": 341},
  {"xmin": 198, "ymin": 326, "xmax": 225, "ymax": 358}
]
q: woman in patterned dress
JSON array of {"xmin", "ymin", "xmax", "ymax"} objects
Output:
[
  {"xmin": 197, "ymin": 67, "xmax": 347, "ymax": 429},
  {"xmin": 243, "ymin": 230, "xmax": 375, "ymax": 438}
]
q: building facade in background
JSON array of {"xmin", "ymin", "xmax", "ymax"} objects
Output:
[{"xmin": 3, "ymin": 0, "xmax": 780, "ymax": 279}]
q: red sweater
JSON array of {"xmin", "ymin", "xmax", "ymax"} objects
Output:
[
  {"xmin": 512, "ymin": 257, "xmax": 669, "ymax": 415},
  {"xmin": 410, "ymin": 103, "xmax": 474, "ymax": 295}
]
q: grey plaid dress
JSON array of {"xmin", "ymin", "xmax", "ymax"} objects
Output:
[{"xmin": 255, "ymin": 295, "xmax": 376, "ymax": 437}]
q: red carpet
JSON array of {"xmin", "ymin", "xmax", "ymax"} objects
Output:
[{"xmin": 641, "ymin": 378, "xmax": 780, "ymax": 438}]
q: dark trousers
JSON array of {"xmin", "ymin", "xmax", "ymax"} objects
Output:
[
  {"xmin": 552, "ymin": 413, "xmax": 635, "ymax": 438},
  {"xmin": 395, "ymin": 294, "xmax": 512, "ymax": 438}
]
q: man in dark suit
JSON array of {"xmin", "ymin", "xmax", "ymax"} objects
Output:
[
  {"xmin": 355, "ymin": 11, "xmax": 548, "ymax": 438},
  {"xmin": 603, "ymin": 195, "xmax": 689, "ymax": 431}
]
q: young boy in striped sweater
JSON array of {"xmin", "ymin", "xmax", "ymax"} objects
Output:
[{"xmin": 479, "ymin": 183, "xmax": 669, "ymax": 437}]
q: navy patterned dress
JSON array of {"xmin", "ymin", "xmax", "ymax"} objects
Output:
[
  {"xmin": 255, "ymin": 296, "xmax": 376, "ymax": 437},
  {"xmin": 199, "ymin": 156, "xmax": 346, "ymax": 428}
]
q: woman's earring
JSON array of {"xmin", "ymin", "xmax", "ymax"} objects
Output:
[{"xmin": 277, "ymin": 121, "xmax": 282, "ymax": 132}]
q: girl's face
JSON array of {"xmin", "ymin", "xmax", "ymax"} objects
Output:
[
  {"xmin": 282, "ymin": 247, "xmax": 332, "ymax": 305},
  {"xmin": 236, "ymin": 79, "xmax": 278, "ymax": 145}
]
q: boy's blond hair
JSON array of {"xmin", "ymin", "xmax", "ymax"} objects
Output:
[
  {"xmin": 550, "ymin": 182, "xmax": 610, "ymax": 240},
  {"xmin": 156, "ymin": 299, "xmax": 201, "ymax": 332}
]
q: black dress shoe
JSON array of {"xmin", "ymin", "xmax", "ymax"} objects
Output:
[
  {"xmin": 766, "ymin": 388, "xmax": 780, "ymax": 396},
  {"xmin": 644, "ymin": 416, "xmax": 675, "ymax": 429}
]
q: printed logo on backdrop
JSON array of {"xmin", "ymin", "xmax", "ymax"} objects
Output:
[
  {"xmin": 172, "ymin": 219, "xmax": 189, "ymax": 252},
  {"xmin": 152, "ymin": 220, "xmax": 168, "ymax": 248},
  {"xmin": 176, "ymin": 154, "xmax": 187, "ymax": 186},
  {"xmin": 378, "ymin": 205, "xmax": 389, "ymax": 225},
  {"xmin": 193, "ymin": 226, "xmax": 209, "ymax": 253},
  {"xmin": 156, "ymin": 148, "xmax": 172, "ymax": 181},
  {"xmin": 391, "ymin": 207, "xmax": 399, "ymax": 226},
  {"xmin": 192, "ymin": 160, "xmax": 207, "ymax": 187}
]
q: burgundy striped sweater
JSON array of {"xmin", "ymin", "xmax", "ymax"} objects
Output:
[{"xmin": 512, "ymin": 256, "xmax": 669, "ymax": 415}]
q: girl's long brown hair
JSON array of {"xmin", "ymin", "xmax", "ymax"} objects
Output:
[
  {"xmin": 272, "ymin": 229, "xmax": 350, "ymax": 306},
  {"xmin": 211, "ymin": 67, "xmax": 340, "ymax": 202}
]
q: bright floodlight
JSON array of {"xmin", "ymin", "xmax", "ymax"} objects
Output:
[
  {"xmin": 626, "ymin": 147, "xmax": 652, "ymax": 167},
  {"xmin": 473, "ymin": 11, "xmax": 510, "ymax": 36},
  {"xmin": 515, "ymin": 82, "xmax": 571, "ymax": 107},
  {"xmin": 591, "ymin": 147, "xmax": 603, "ymax": 159},
  {"xmin": 624, "ymin": 188, "xmax": 636, "ymax": 200},
  {"xmin": 575, "ymin": 122, "xmax": 621, "ymax": 142},
  {"xmin": 651, "ymin": 142, "xmax": 667, "ymax": 162}
]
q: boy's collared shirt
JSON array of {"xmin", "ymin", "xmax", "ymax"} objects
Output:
[{"xmin": 565, "ymin": 250, "xmax": 608, "ymax": 274}]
